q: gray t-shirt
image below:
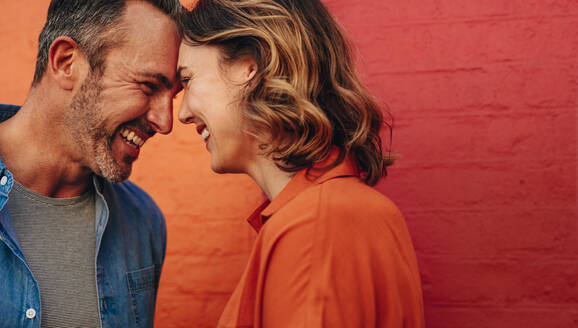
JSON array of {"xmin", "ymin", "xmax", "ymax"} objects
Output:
[{"xmin": 7, "ymin": 181, "xmax": 100, "ymax": 328}]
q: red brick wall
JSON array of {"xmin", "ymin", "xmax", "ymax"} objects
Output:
[
  {"xmin": 347, "ymin": 1, "xmax": 578, "ymax": 327},
  {"xmin": 1, "ymin": 1, "xmax": 576, "ymax": 327}
]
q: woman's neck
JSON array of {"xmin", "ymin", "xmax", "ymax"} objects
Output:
[{"xmin": 247, "ymin": 156, "xmax": 294, "ymax": 200}]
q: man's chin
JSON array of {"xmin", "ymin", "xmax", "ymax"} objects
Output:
[
  {"xmin": 103, "ymin": 170, "xmax": 131, "ymax": 184},
  {"xmin": 95, "ymin": 156, "xmax": 134, "ymax": 183}
]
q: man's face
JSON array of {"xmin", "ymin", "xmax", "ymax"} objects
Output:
[{"xmin": 65, "ymin": 1, "xmax": 180, "ymax": 182}]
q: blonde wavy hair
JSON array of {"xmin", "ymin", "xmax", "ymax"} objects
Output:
[{"xmin": 182, "ymin": 0, "xmax": 393, "ymax": 185}]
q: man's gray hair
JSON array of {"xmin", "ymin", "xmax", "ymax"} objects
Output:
[{"xmin": 32, "ymin": 0, "xmax": 184, "ymax": 85}]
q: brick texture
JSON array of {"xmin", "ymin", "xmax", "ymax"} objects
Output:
[
  {"xmin": 0, "ymin": 0, "xmax": 576, "ymax": 327},
  {"xmin": 342, "ymin": 0, "xmax": 578, "ymax": 327}
]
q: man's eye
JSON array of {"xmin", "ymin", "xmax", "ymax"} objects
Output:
[{"xmin": 141, "ymin": 82, "xmax": 158, "ymax": 94}]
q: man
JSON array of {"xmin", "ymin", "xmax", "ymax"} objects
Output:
[{"xmin": 0, "ymin": 0, "xmax": 182, "ymax": 326}]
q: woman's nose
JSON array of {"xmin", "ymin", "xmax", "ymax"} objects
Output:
[{"xmin": 178, "ymin": 101, "xmax": 195, "ymax": 124}]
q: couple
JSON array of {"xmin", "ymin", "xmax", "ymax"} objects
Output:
[{"xmin": 0, "ymin": 0, "xmax": 424, "ymax": 327}]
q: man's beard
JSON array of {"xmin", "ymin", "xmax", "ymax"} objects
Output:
[{"xmin": 66, "ymin": 74, "xmax": 133, "ymax": 183}]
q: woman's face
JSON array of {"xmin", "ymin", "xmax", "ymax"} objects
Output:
[{"xmin": 177, "ymin": 43, "xmax": 259, "ymax": 174}]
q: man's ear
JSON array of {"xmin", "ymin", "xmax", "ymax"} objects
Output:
[{"xmin": 47, "ymin": 36, "xmax": 88, "ymax": 90}]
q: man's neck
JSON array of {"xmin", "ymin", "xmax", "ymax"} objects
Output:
[{"xmin": 0, "ymin": 99, "xmax": 93, "ymax": 198}]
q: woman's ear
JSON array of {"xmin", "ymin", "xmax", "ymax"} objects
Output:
[
  {"xmin": 47, "ymin": 36, "xmax": 88, "ymax": 90},
  {"xmin": 244, "ymin": 57, "xmax": 257, "ymax": 82},
  {"xmin": 229, "ymin": 55, "xmax": 258, "ymax": 84}
]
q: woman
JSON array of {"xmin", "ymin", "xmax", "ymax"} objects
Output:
[{"xmin": 178, "ymin": 0, "xmax": 424, "ymax": 327}]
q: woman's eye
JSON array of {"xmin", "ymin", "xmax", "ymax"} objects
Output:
[{"xmin": 180, "ymin": 77, "xmax": 191, "ymax": 88}]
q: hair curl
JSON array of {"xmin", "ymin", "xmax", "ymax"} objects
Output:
[{"xmin": 183, "ymin": 0, "xmax": 393, "ymax": 185}]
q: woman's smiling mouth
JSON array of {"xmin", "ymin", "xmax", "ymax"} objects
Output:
[
  {"xmin": 200, "ymin": 128, "xmax": 210, "ymax": 142},
  {"xmin": 196, "ymin": 124, "xmax": 211, "ymax": 143}
]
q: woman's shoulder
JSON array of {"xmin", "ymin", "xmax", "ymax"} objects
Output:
[
  {"xmin": 262, "ymin": 175, "xmax": 418, "ymax": 269},
  {"xmin": 316, "ymin": 176, "xmax": 402, "ymax": 218},
  {"xmin": 268, "ymin": 176, "xmax": 404, "ymax": 233}
]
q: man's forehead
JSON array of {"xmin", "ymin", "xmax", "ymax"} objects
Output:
[
  {"xmin": 106, "ymin": 2, "xmax": 180, "ymax": 84},
  {"xmin": 117, "ymin": 0, "xmax": 180, "ymax": 46},
  {"xmin": 121, "ymin": 1, "xmax": 174, "ymax": 26}
]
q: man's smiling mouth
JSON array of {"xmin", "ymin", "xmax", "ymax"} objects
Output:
[{"xmin": 120, "ymin": 127, "xmax": 145, "ymax": 148}]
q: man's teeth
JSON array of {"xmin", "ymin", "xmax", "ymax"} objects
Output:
[
  {"xmin": 201, "ymin": 128, "xmax": 210, "ymax": 142},
  {"xmin": 120, "ymin": 128, "xmax": 144, "ymax": 147}
]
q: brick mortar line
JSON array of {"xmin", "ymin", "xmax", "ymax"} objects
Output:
[
  {"xmin": 371, "ymin": 63, "xmax": 578, "ymax": 77},
  {"xmin": 417, "ymin": 253, "xmax": 578, "ymax": 259},
  {"xmin": 391, "ymin": 108, "xmax": 576, "ymax": 120},
  {"xmin": 402, "ymin": 207, "xmax": 575, "ymax": 214},
  {"xmin": 392, "ymin": 158, "xmax": 576, "ymax": 168},
  {"xmin": 347, "ymin": 14, "xmax": 578, "ymax": 30},
  {"xmin": 417, "ymin": 255, "xmax": 578, "ymax": 262},
  {"xmin": 424, "ymin": 303, "xmax": 578, "ymax": 309}
]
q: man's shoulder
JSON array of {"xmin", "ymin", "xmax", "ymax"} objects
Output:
[{"xmin": 0, "ymin": 104, "xmax": 20, "ymax": 122}]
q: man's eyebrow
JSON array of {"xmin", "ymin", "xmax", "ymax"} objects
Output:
[{"xmin": 138, "ymin": 72, "xmax": 173, "ymax": 89}]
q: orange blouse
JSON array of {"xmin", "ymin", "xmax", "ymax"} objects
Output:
[{"xmin": 218, "ymin": 155, "xmax": 425, "ymax": 328}]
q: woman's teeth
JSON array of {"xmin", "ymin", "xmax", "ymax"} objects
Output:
[
  {"xmin": 120, "ymin": 128, "xmax": 144, "ymax": 147},
  {"xmin": 201, "ymin": 128, "xmax": 210, "ymax": 142}
]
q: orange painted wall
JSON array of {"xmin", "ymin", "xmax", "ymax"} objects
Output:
[
  {"xmin": 0, "ymin": 1, "xmax": 260, "ymax": 326},
  {"xmin": 1, "ymin": 1, "xmax": 577, "ymax": 328}
]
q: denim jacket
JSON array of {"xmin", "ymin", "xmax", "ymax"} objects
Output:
[{"xmin": 0, "ymin": 105, "xmax": 167, "ymax": 328}]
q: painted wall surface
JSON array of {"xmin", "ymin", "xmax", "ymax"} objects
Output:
[{"xmin": 0, "ymin": 1, "xmax": 576, "ymax": 327}]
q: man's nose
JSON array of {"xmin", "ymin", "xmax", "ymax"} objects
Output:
[{"xmin": 147, "ymin": 95, "xmax": 174, "ymax": 134}]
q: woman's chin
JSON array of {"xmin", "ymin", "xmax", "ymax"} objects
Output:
[
  {"xmin": 210, "ymin": 159, "xmax": 246, "ymax": 175},
  {"xmin": 210, "ymin": 158, "xmax": 230, "ymax": 174}
]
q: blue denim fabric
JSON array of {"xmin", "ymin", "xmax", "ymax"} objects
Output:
[{"xmin": 0, "ymin": 105, "xmax": 167, "ymax": 328}]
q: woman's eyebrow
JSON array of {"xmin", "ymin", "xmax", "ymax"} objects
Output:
[{"xmin": 177, "ymin": 66, "xmax": 187, "ymax": 79}]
